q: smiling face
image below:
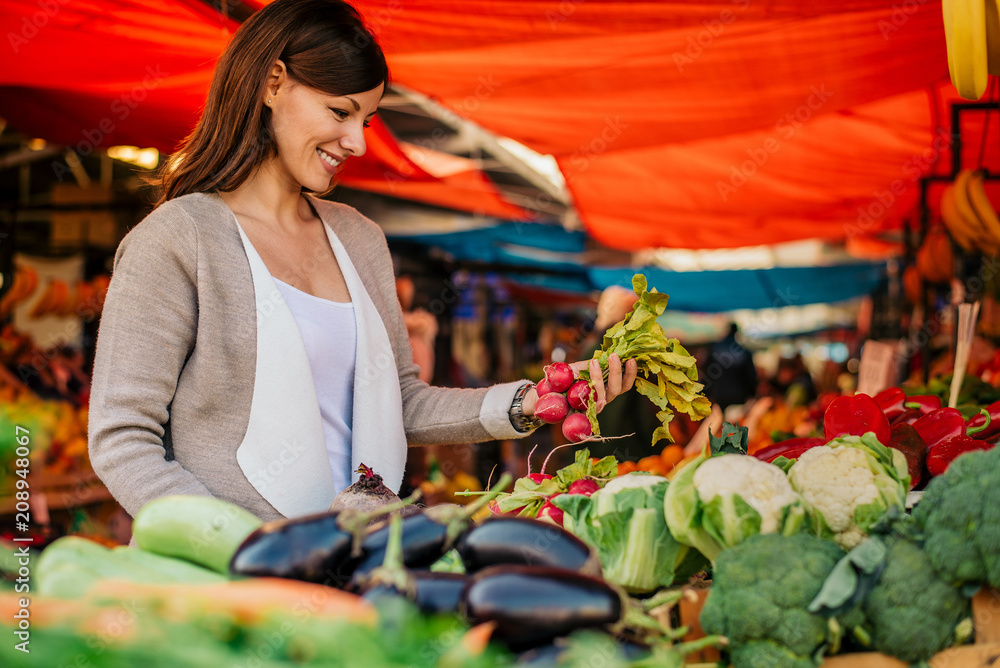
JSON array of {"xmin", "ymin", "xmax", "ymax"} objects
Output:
[{"xmin": 266, "ymin": 63, "xmax": 383, "ymax": 192}]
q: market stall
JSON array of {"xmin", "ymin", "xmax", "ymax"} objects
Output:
[{"xmin": 2, "ymin": 0, "xmax": 1000, "ymax": 666}]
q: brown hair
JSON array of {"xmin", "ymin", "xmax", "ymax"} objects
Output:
[{"xmin": 153, "ymin": 0, "xmax": 389, "ymax": 207}]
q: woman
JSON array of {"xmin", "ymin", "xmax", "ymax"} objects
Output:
[{"xmin": 88, "ymin": 0, "xmax": 636, "ymax": 522}]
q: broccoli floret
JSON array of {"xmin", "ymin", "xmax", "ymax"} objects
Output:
[
  {"xmin": 700, "ymin": 533, "xmax": 850, "ymax": 668},
  {"xmin": 858, "ymin": 533, "xmax": 970, "ymax": 663},
  {"xmin": 913, "ymin": 446, "xmax": 1000, "ymax": 588}
]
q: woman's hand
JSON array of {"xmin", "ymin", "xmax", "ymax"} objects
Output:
[{"xmin": 523, "ymin": 354, "xmax": 638, "ymax": 417}]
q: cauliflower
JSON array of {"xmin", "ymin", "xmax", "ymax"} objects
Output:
[
  {"xmin": 692, "ymin": 455, "xmax": 800, "ymax": 534},
  {"xmin": 913, "ymin": 445, "xmax": 1000, "ymax": 588},
  {"xmin": 665, "ymin": 453, "xmax": 805, "ymax": 562},
  {"xmin": 787, "ymin": 435, "xmax": 908, "ymax": 551}
]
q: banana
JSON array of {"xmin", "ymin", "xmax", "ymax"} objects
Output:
[
  {"xmin": 942, "ymin": 0, "xmax": 989, "ymax": 99},
  {"xmin": 953, "ymin": 168, "xmax": 995, "ymax": 250},
  {"xmin": 987, "ymin": 0, "xmax": 1000, "ymax": 74},
  {"xmin": 966, "ymin": 168, "xmax": 1000, "ymax": 252},
  {"xmin": 941, "ymin": 182, "xmax": 979, "ymax": 250}
]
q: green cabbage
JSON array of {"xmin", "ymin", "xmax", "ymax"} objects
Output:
[{"xmin": 552, "ymin": 474, "xmax": 703, "ymax": 594}]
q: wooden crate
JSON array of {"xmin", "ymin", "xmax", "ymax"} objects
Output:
[
  {"xmin": 0, "ymin": 470, "xmax": 113, "ymax": 517},
  {"xmin": 675, "ymin": 586, "xmax": 1000, "ymax": 666}
]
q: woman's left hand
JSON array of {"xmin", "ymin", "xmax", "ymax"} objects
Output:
[{"xmin": 523, "ymin": 354, "xmax": 638, "ymax": 417}]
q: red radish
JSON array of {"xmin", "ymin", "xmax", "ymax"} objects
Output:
[
  {"xmin": 544, "ymin": 362, "xmax": 575, "ymax": 393},
  {"xmin": 566, "ymin": 380, "xmax": 592, "ymax": 411},
  {"xmin": 534, "ymin": 392, "xmax": 570, "ymax": 424},
  {"xmin": 567, "ymin": 478, "xmax": 600, "ymax": 496},
  {"xmin": 562, "ymin": 412, "xmax": 594, "ymax": 442},
  {"xmin": 527, "ymin": 472, "xmax": 553, "ymax": 484},
  {"xmin": 537, "ymin": 496, "xmax": 564, "ymax": 525},
  {"xmin": 535, "ymin": 378, "xmax": 553, "ymax": 396}
]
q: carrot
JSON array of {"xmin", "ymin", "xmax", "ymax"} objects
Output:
[{"xmin": 87, "ymin": 577, "xmax": 377, "ymax": 625}]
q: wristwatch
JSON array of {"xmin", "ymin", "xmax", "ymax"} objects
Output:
[{"xmin": 509, "ymin": 382, "xmax": 545, "ymax": 432}]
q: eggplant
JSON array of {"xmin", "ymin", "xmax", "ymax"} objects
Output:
[
  {"xmin": 454, "ymin": 517, "xmax": 601, "ymax": 576},
  {"xmin": 229, "ymin": 511, "xmax": 359, "ymax": 586},
  {"xmin": 349, "ymin": 510, "xmax": 456, "ymax": 585},
  {"xmin": 363, "ymin": 571, "xmax": 468, "ymax": 615},
  {"xmin": 460, "ymin": 565, "xmax": 623, "ymax": 651},
  {"xmin": 348, "ymin": 486, "xmax": 510, "ymax": 587}
]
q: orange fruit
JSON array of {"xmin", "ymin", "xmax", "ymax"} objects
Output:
[{"xmin": 661, "ymin": 445, "xmax": 684, "ymax": 469}]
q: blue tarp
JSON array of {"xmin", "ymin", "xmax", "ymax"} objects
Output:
[
  {"xmin": 587, "ymin": 264, "xmax": 887, "ymax": 312},
  {"xmin": 385, "ymin": 224, "xmax": 887, "ymax": 312}
]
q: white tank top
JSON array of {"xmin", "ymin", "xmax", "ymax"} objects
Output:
[{"xmin": 273, "ymin": 278, "xmax": 357, "ymax": 495}]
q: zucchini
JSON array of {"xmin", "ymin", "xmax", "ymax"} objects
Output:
[
  {"xmin": 132, "ymin": 495, "xmax": 263, "ymax": 574},
  {"xmin": 36, "ymin": 537, "xmax": 227, "ymax": 598}
]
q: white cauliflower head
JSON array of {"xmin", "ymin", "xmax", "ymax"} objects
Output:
[
  {"xmin": 692, "ymin": 454, "xmax": 801, "ymax": 534},
  {"xmin": 787, "ymin": 445, "xmax": 898, "ymax": 550}
]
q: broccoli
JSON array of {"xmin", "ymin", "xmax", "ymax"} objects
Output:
[
  {"xmin": 912, "ymin": 445, "xmax": 1000, "ymax": 588},
  {"xmin": 856, "ymin": 533, "xmax": 971, "ymax": 664},
  {"xmin": 700, "ymin": 533, "xmax": 853, "ymax": 668}
]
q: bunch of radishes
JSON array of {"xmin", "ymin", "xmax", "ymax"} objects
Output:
[
  {"xmin": 533, "ymin": 362, "xmax": 598, "ymax": 442},
  {"xmin": 532, "ymin": 474, "xmax": 600, "ymax": 526}
]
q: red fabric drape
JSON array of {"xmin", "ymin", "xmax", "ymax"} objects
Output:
[{"xmin": 1, "ymin": 0, "xmax": 981, "ymax": 249}]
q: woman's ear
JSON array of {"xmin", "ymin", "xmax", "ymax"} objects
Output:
[{"xmin": 266, "ymin": 59, "xmax": 288, "ymax": 99}]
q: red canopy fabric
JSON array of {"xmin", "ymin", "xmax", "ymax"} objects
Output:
[
  {"xmin": 0, "ymin": 0, "xmax": 528, "ymax": 221},
  {"xmin": 0, "ymin": 0, "xmax": 976, "ymax": 249}
]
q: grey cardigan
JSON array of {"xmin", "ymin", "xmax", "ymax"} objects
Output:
[{"xmin": 88, "ymin": 192, "xmax": 530, "ymax": 521}]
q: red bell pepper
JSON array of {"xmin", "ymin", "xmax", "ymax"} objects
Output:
[
  {"xmin": 752, "ymin": 437, "xmax": 826, "ymax": 464},
  {"xmin": 823, "ymin": 393, "xmax": 892, "ymax": 446},
  {"xmin": 965, "ymin": 399, "xmax": 1000, "ymax": 441},
  {"xmin": 873, "ymin": 387, "xmax": 908, "ymax": 421},
  {"xmin": 912, "ymin": 407, "xmax": 988, "ymax": 450},
  {"xmin": 888, "ymin": 422, "xmax": 928, "ymax": 490},
  {"xmin": 926, "ymin": 434, "xmax": 996, "ymax": 476},
  {"xmin": 902, "ymin": 394, "xmax": 941, "ymax": 416}
]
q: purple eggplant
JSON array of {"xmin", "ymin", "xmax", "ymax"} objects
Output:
[
  {"xmin": 460, "ymin": 565, "xmax": 623, "ymax": 651},
  {"xmin": 349, "ymin": 490, "xmax": 509, "ymax": 587},
  {"xmin": 229, "ymin": 511, "xmax": 359, "ymax": 586},
  {"xmin": 454, "ymin": 517, "xmax": 601, "ymax": 576},
  {"xmin": 363, "ymin": 571, "xmax": 468, "ymax": 615},
  {"xmin": 349, "ymin": 510, "xmax": 456, "ymax": 585}
]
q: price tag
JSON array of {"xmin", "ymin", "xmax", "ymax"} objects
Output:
[{"xmin": 857, "ymin": 340, "xmax": 900, "ymax": 396}]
